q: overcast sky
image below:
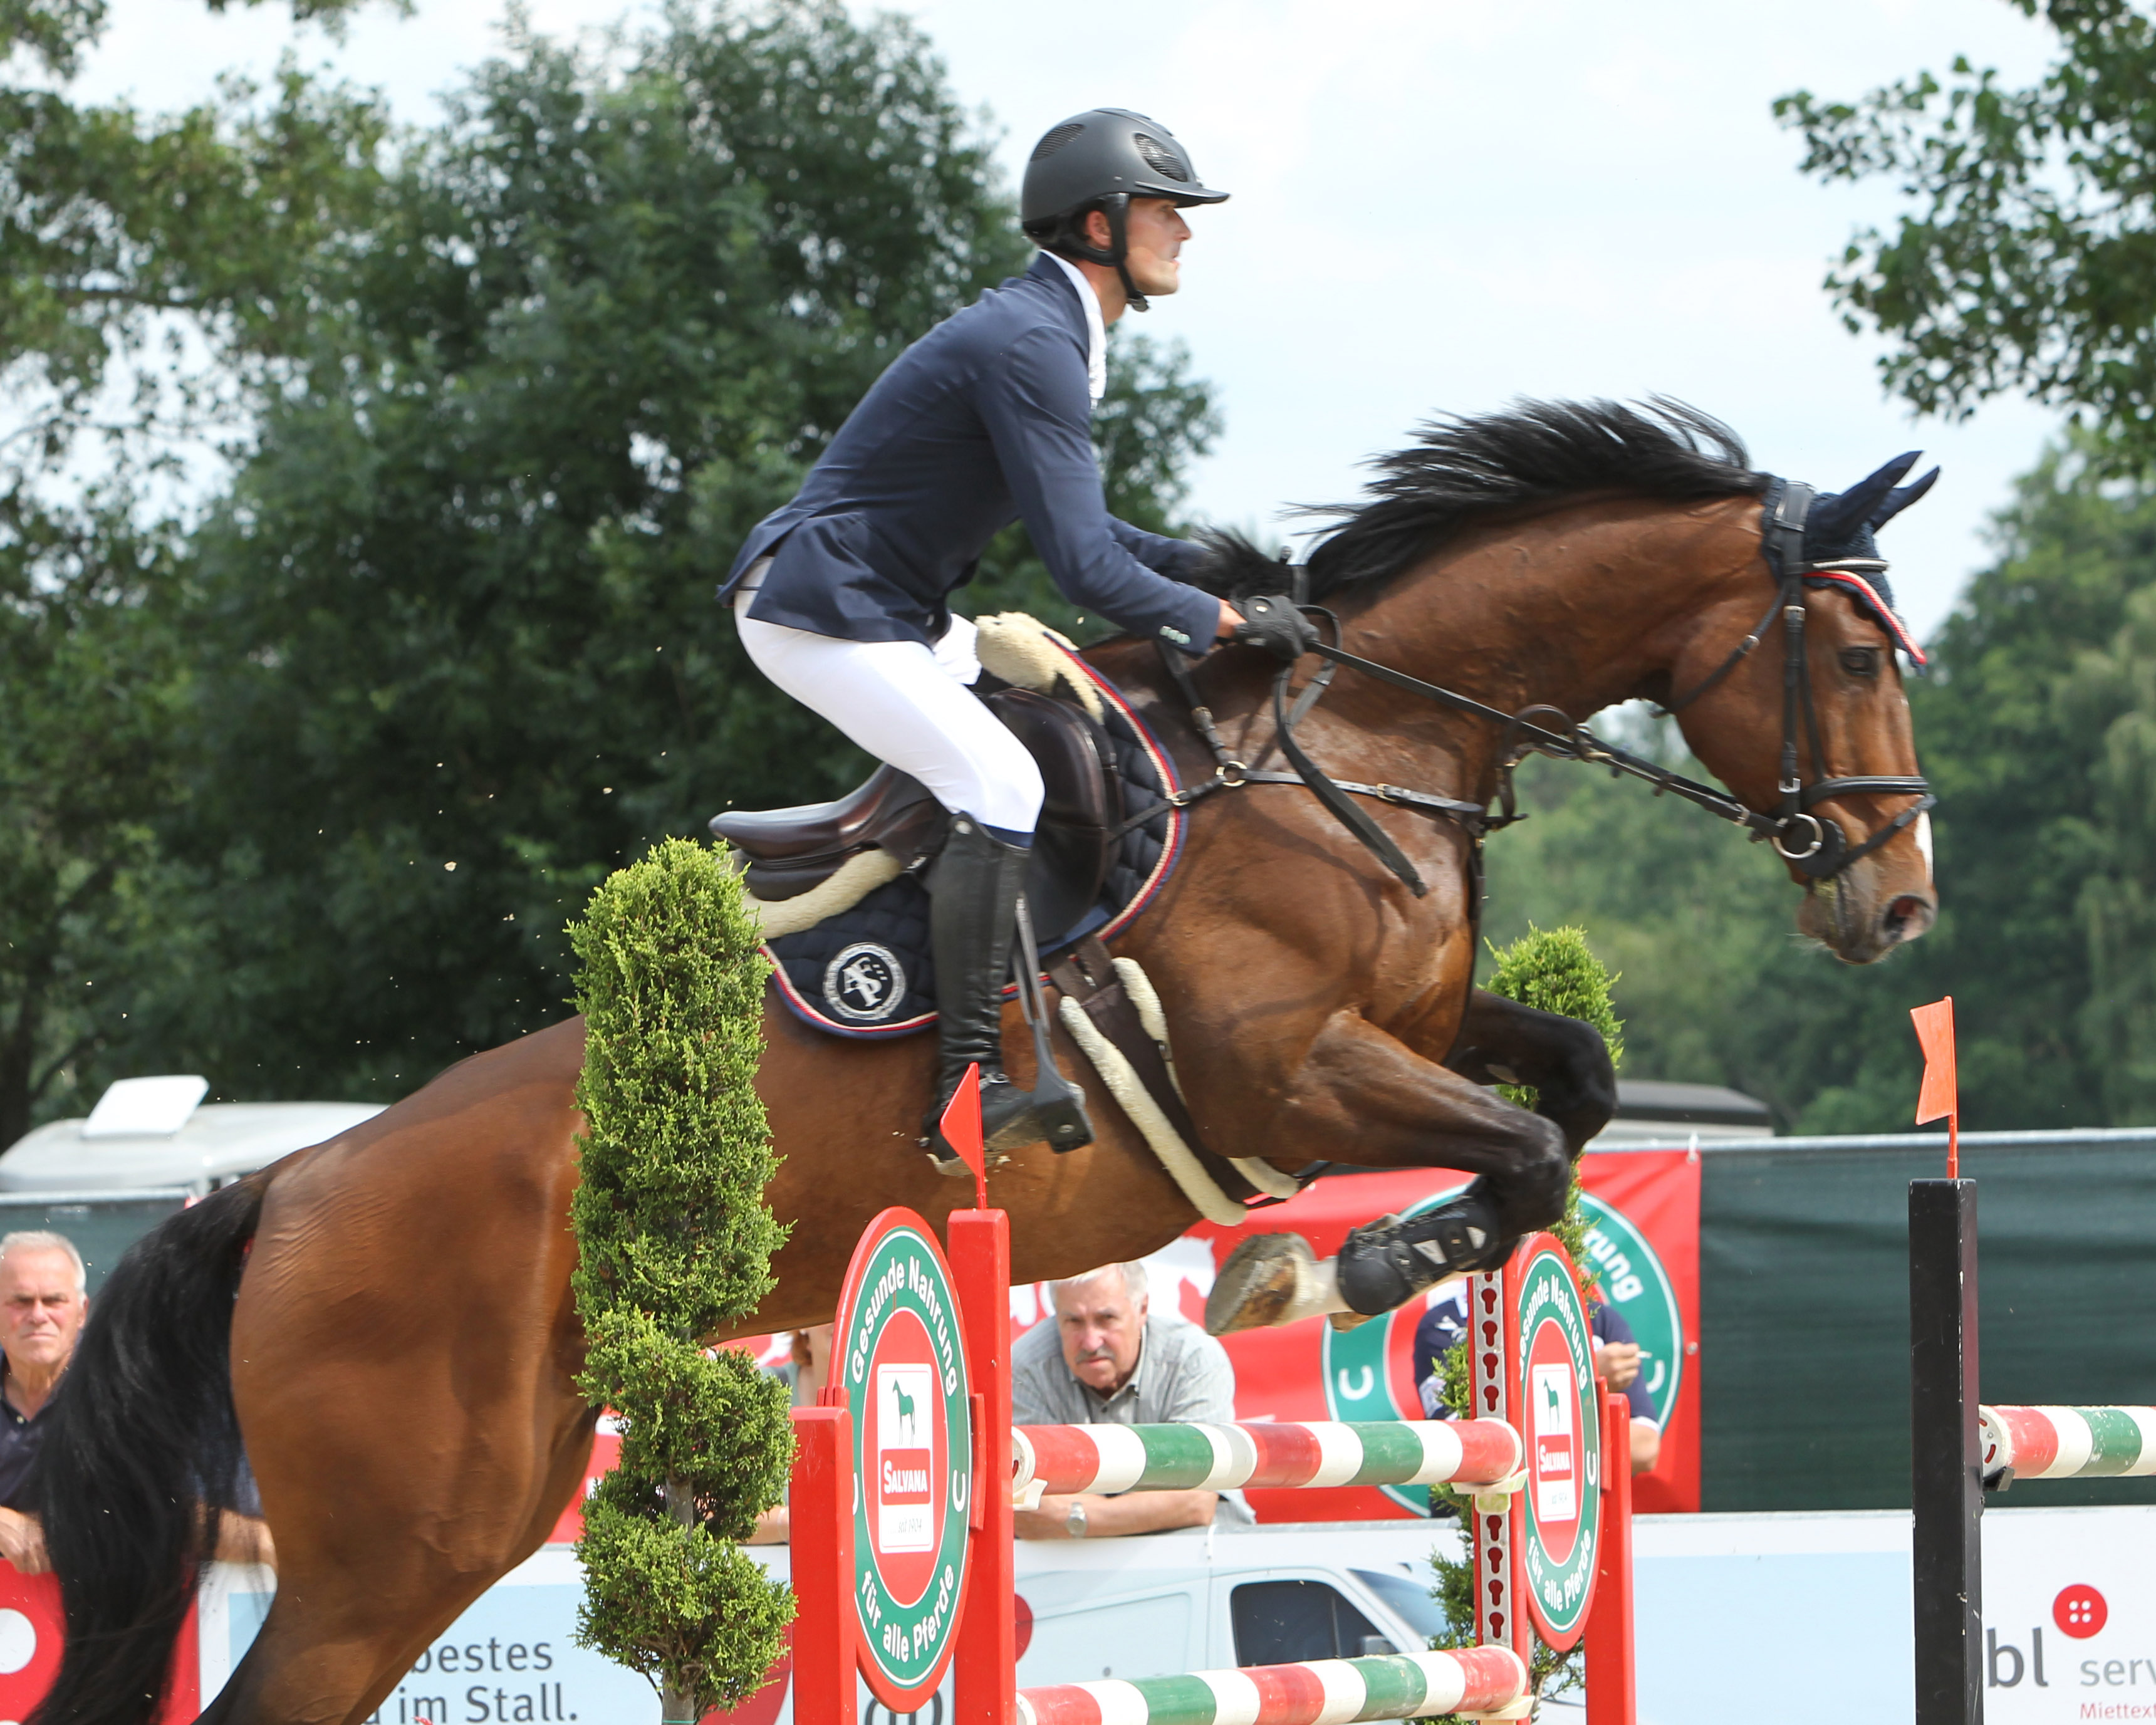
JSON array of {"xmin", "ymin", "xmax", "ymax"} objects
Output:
[{"xmin": 75, "ymin": 0, "xmax": 2065, "ymax": 638}]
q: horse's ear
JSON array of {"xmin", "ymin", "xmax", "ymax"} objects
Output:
[
  {"xmin": 1808, "ymin": 452, "xmax": 1920, "ymax": 546},
  {"xmin": 1871, "ymin": 464, "xmax": 1940, "ymax": 531}
]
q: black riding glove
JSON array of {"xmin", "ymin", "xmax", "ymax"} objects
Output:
[{"xmin": 1232, "ymin": 593, "xmax": 1320, "ymax": 663}]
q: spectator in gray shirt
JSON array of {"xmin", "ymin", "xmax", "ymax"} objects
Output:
[{"xmin": 1011, "ymin": 1259, "xmax": 1252, "ymax": 1539}]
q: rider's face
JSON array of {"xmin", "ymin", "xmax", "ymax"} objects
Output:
[
  {"xmin": 1123, "ymin": 198, "xmax": 1189, "ymax": 297},
  {"xmin": 1083, "ymin": 197, "xmax": 1190, "ymax": 300}
]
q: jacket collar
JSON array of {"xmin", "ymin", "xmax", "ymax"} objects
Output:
[{"xmin": 1029, "ymin": 252, "xmax": 1106, "ymax": 404}]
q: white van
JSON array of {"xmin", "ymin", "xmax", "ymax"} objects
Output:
[{"xmin": 0, "ymin": 1076, "xmax": 380, "ymax": 1197}]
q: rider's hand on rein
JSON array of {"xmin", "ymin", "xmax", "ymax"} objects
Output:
[{"xmin": 1231, "ymin": 592, "xmax": 1320, "ymax": 662}]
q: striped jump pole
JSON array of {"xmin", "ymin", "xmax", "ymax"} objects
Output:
[
  {"xmin": 1012, "ymin": 1419, "xmax": 1523, "ymax": 1499},
  {"xmin": 1016, "ymin": 1645, "xmax": 1529, "ymax": 1725},
  {"xmin": 1981, "ymin": 1405, "xmax": 2156, "ymax": 1481}
]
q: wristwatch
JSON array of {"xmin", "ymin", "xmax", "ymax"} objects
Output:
[{"xmin": 1065, "ymin": 1500, "xmax": 1088, "ymax": 1540}]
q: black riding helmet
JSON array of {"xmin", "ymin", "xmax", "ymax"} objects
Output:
[{"xmin": 1020, "ymin": 109, "xmax": 1229, "ymax": 313}]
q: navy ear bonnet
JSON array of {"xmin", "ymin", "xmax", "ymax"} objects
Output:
[{"xmin": 1763, "ymin": 452, "xmax": 1938, "ymax": 668}]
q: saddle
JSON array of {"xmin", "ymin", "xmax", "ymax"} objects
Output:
[{"xmin": 711, "ymin": 686, "xmax": 1126, "ymax": 945}]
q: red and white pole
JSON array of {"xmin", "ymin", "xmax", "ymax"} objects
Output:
[{"xmin": 786, "ymin": 1403, "xmax": 857, "ymax": 1725}]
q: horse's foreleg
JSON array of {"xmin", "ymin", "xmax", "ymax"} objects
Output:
[
  {"xmin": 1207, "ymin": 1011, "xmax": 1571, "ymax": 1333},
  {"xmin": 1441, "ymin": 986, "xmax": 1618, "ymax": 1157},
  {"xmin": 1295, "ymin": 1009, "xmax": 1573, "ymax": 1235}
]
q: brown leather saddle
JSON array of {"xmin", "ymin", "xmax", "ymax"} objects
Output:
[{"xmin": 711, "ymin": 687, "xmax": 1126, "ymax": 943}]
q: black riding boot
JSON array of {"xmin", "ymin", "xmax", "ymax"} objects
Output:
[
  {"xmin": 923, "ymin": 816, "xmax": 1093, "ymax": 1166},
  {"xmin": 1335, "ymin": 1187, "xmax": 1508, "ymax": 1316}
]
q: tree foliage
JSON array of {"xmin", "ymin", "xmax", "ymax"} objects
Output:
[
  {"xmin": 0, "ymin": 0, "xmax": 1221, "ymax": 1126},
  {"xmin": 2061, "ymin": 582, "xmax": 2156, "ymax": 1114},
  {"xmin": 1776, "ymin": 0, "xmax": 2156, "ymax": 471},
  {"xmin": 0, "ymin": 486, "xmax": 187, "ymax": 1147},
  {"xmin": 568, "ymin": 835, "xmax": 792, "ymax": 1718}
]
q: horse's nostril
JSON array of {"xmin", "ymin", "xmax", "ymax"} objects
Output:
[{"xmin": 1883, "ymin": 894, "xmax": 1935, "ymax": 941}]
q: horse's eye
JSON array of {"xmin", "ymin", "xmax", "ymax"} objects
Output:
[{"xmin": 1840, "ymin": 648, "xmax": 1880, "ymax": 677}]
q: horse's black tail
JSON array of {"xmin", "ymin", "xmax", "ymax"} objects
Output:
[{"xmin": 27, "ymin": 1175, "xmax": 269, "ymax": 1725}]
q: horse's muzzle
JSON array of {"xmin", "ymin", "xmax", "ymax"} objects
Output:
[
  {"xmin": 1882, "ymin": 892, "xmax": 1936, "ymax": 946},
  {"xmin": 1799, "ymin": 873, "xmax": 1936, "ymax": 963}
]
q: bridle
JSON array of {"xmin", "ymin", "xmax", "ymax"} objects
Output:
[
  {"xmin": 1155, "ymin": 480, "xmax": 1936, "ymax": 899},
  {"xmin": 1652, "ymin": 478, "xmax": 1935, "ymax": 879}
]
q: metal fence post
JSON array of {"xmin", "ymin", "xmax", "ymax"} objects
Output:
[{"xmin": 1910, "ymin": 1177, "xmax": 1981, "ymax": 1725}]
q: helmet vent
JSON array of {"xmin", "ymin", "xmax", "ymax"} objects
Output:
[
  {"xmin": 1031, "ymin": 122, "xmax": 1086, "ymax": 162},
  {"xmin": 1131, "ymin": 134, "xmax": 1188, "ymax": 182}
]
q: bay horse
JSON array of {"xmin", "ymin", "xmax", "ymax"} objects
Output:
[{"xmin": 31, "ymin": 402, "xmax": 1938, "ymax": 1725}]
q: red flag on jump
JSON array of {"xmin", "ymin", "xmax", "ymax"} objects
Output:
[
  {"xmin": 938, "ymin": 1062, "xmax": 987, "ymax": 1209},
  {"xmin": 1910, "ymin": 996, "xmax": 1959, "ymax": 1176}
]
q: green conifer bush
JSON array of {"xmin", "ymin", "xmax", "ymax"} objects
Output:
[
  {"xmin": 1425, "ymin": 924, "xmax": 1623, "ymax": 1719},
  {"xmin": 567, "ymin": 836, "xmax": 794, "ymax": 1721}
]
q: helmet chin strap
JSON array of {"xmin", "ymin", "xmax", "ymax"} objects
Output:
[{"xmin": 1063, "ymin": 193, "xmax": 1150, "ymax": 313}]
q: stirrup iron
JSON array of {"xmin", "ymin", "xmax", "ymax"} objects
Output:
[{"xmin": 1004, "ymin": 894, "xmax": 1093, "ymax": 1154}]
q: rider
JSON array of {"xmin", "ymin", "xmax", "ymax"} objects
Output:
[{"xmin": 721, "ymin": 110, "xmax": 1272, "ymax": 1165}]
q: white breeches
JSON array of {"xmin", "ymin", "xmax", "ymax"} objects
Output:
[{"xmin": 733, "ymin": 575, "xmax": 1045, "ymax": 835}]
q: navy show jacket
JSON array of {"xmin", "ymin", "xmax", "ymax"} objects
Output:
[{"xmin": 722, "ymin": 253, "xmax": 1221, "ymax": 655}]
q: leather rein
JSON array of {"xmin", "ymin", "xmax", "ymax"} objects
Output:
[{"xmin": 1152, "ymin": 482, "xmax": 1937, "ymax": 900}]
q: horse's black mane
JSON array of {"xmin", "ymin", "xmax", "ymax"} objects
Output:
[{"xmin": 1197, "ymin": 398, "xmax": 1770, "ymax": 600}]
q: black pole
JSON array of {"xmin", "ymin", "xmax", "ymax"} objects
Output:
[{"xmin": 1910, "ymin": 1177, "xmax": 1982, "ymax": 1725}]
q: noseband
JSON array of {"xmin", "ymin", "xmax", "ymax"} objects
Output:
[{"xmin": 1155, "ymin": 483, "xmax": 1935, "ymax": 899}]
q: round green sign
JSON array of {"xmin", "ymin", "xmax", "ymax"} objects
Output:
[
  {"xmin": 832, "ymin": 1207, "xmax": 973, "ymax": 1712},
  {"xmin": 1578, "ymin": 1192, "xmax": 1684, "ymax": 1431},
  {"xmin": 1513, "ymin": 1239, "xmax": 1601, "ymax": 1649}
]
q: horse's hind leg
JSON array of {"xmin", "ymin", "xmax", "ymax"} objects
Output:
[
  {"xmin": 199, "ymin": 1400, "xmax": 596, "ymax": 1725},
  {"xmin": 199, "ymin": 1583, "xmax": 463, "ymax": 1725},
  {"xmin": 212, "ymin": 1099, "xmax": 598, "ymax": 1722}
]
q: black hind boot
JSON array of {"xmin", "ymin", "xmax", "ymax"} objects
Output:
[
  {"xmin": 923, "ymin": 816, "xmax": 1093, "ymax": 1169},
  {"xmin": 1334, "ymin": 1187, "xmax": 1507, "ymax": 1316}
]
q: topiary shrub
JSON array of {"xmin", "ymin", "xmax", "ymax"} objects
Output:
[
  {"xmin": 1424, "ymin": 923, "xmax": 1624, "ymax": 1719},
  {"xmin": 567, "ymin": 836, "xmax": 795, "ymax": 1722}
]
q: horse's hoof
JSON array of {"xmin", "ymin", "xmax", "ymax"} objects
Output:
[
  {"xmin": 1205, "ymin": 1233, "xmax": 1318, "ymax": 1335},
  {"xmin": 1326, "ymin": 1310, "xmax": 1375, "ymax": 1333}
]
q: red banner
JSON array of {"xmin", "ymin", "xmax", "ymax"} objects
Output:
[
  {"xmin": 737, "ymin": 1147, "xmax": 1704, "ymax": 1527},
  {"xmin": 1575, "ymin": 1149, "xmax": 1701, "ymax": 1513},
  {"xmin": 1005, "ymin": 1152, "xmax": 1701, "ymax": 1519}
]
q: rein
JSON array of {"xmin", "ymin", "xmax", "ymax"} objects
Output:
[{"xmin": 1150, "ymin": 483, "xmax": 1935, "ymax": 899}]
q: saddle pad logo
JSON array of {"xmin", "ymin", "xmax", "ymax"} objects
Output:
[{"xmin": 824, "ymin": 942, "xmax": 906, "ymax": 1021}]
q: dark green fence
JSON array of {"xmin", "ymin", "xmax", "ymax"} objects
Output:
[{"xmin": 1697, "ymin": 1129, "xmax": 2156, "ymax": 1512}]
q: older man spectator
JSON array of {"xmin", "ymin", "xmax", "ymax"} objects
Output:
[
  {"xmin": 0, "ymin": 1230, "xmax": 273, "ymax": 1573},
  {"xmin": 1011, "ymin": 1260, "xmax": 1251, "ymax": 1539}
]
